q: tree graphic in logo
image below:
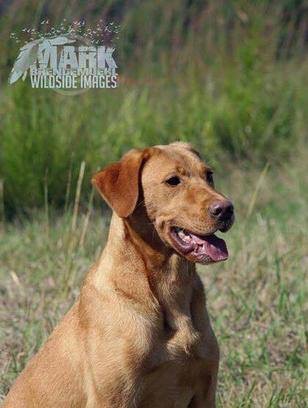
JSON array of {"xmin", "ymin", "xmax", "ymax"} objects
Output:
[{"xmin": 9, "ymin": 36, "xmax": 76, "ymax": 84}]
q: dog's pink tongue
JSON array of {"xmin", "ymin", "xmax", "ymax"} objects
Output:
[{"xmin": 191, "ymin": 234, "xmax": 228, "ymax": 261}]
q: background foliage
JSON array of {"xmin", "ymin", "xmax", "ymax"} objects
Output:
[{"xmin": 0, "ymin": 0, "xmax": 306, "ymax": 217}]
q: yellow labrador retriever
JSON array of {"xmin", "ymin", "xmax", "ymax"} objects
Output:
[{"xmin": 3, "ymin": 142, "xmax": 234, "ymax": 407}]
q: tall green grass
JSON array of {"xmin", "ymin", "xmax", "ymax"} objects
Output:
[
  {"xmin": 0, "ymin": 0, "xmax": 306, "ymax": 216},
  {"xmin": 1, "ymin": 59, "xmax": 306, "ymax": 216}
]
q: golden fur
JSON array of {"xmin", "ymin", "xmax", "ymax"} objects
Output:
[{"xmin": 3, "ymin": 142, "xmax": 234, "ymax": 407}]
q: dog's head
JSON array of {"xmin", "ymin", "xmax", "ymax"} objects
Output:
[{"xmin": 92, "ymin": 142, "xmax": 234, "ymax": 265}]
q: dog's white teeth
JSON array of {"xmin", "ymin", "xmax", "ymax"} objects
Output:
[{"xmin": 178, "ymin": 229, "xmax": 191, "ymax": 243}]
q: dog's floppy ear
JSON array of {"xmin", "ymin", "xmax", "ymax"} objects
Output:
[{"xmin": 92, "ymin": 148, "xmax": 152, "ymax": 218}]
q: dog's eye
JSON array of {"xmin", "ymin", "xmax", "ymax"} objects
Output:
[
  {"xmin": 165, "ymin": 176, "xmax": 181, "ymax": 186},
  {"xmin": 206, "ymin": 172, "xmax": 214, "ymax": 186}
]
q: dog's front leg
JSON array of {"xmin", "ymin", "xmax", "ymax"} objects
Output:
[{"xmin": 189, "ymin": 277, "xmax": 219, "ymax": 407}]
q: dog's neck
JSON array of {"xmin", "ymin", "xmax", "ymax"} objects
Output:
[
  {"xmin": 95, "ymin": 213, "xmax": 196, "ymax": 315},
  {"xmin": 126, "ymin": 211, "xmax": 172, "ymax": 270},
  {"xmin": 106, "ymin": 211, "xmax": 193, "ymax": 270}
]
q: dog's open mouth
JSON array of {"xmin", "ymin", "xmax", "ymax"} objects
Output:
[{"xmin": 169, "ymin": 227, "xmax": 228, "ymax": 264}]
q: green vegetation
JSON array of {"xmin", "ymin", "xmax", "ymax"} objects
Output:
[
  {"xmin": 0, "ymin": 0, "xmax": 307, "ymax": 405},
  {"xmin": 0, "ymin": 0, "xmax": 306, "ymax": 216}
]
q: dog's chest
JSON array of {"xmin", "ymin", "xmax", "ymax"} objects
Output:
[
  {"xmin": 152, "ymin": 273, "xmax": 207, "ymax": 361},
  {"xmin": 155, "ymin": 314, "xmax": 206, "ymax": 366},
  {"xmin": 137, "ymin": 318, "xmax": 209, "ymax": 407}
]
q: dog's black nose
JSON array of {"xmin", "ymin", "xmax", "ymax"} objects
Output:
[{"xmin": 209, "ymin": 200, "xmax": 234, "ymax": 221}]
